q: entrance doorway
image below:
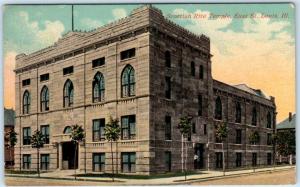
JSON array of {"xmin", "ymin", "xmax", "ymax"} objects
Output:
[
  {"xmin": 194, "ymin": 143, "xmax": 204, "ymax": 169},
  {"xmin": 62, "ymin": 142, "xmax": 78, "ymax": 169}
]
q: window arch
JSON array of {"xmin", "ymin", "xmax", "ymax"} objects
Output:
[
  {"xmin": 191, "ymin": 61, "xmax": 195, "ymax": 76},
  {"xmin": 63, "ymin": 79, "xmax": 74, "ymax": 107},
  {"xmin": 199, "ymin": 65, "xmax": 204, "ymax": 79},
  {"xmin": 92, "ymin": 72, "xmax": 105, "ymax": 102},
  {"xmin": 215, "ymin": 96, "xmax": 222, "ymax": 120},
  {"xmin": 165, "ymin": 51, "xmax": 171, "ymax": 67},
  {"xmin": 267, "ymin": 112, "xmax": 272, "ymax": 128},
  {"xmin": 235, "ymin": 102, "xmax": 242, "ymax": 123},
  {"xmin": 121, "ymin": 65, "xmax": 135, "ymax": 97},
  {"xmin": 23, "ymin": 90, "xmax": 30, "ymax": 114},
  {"xmin": 252, "ymin": 107, "xmax": 257, "ymax": 126},
  {"xmin": 40, "ymin": 86, "xmax": 49, "ymax": 112},
  {"xmin": 63, "ymin": 126, "xmax": 72, "ymax": 134}
]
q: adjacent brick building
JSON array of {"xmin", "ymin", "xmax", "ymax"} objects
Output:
[
  {"xmin": 14, "ymin": 5, "xmax": 276, "ymax": 174},
  {"xmin": 4, "ymin": 108, "xmax": 15, "ymax": 168}
]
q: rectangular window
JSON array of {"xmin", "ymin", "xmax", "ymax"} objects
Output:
[
  {"xmin": 267, "ymin": 133, "xmax": 272, "ymax": 145},
  {"xmin": 216, "ymin": 152, "xmax": 223, "ymax": 169},
  {"xmin": 23, "ymin": 154, "xmax": 31, "ymax": 169},
  {"xmin": 120, "ymin": 48, "xmax": 135, "ymax": 60},
  {"xmin": 236, "ymin": 129, "xmax": 242, "ymax": 144},
  {"xmin": 192, "ymin": 123, "xmax": 196, "ymax": 134},
  {"xmin": 267, "ymin": 153, "xmax": 272, "ymax": 165},
  {"xmin": 203, "ymin": 124, "xmax": 207, "ymax": 135},
  {"xmin": 92, "ymin": 57, "xmax": 105, "ymax": 68},
  {"xmin": 22, "ymin": 79, "xmax": 31, "ymax": 86},
  {"xmin": 121, "ymin": 115, "xmax": 136, "ymax": 140},
  {"xmin": 41, "ymin": 154, "xmax": 50, "ymax": 170},
  {"xmin": 93, "ymin": 119, "xmax": 106, "ymax": 141},
  {"xmin": 165, "ymin": 76, "xmax": 171, "ymax": 99},
  {"xmin": 165, "ymin": 116, "xmax": 171, "ymax": 140},
  {"xmin": 164, "ymin": 151, "xmax": 172, "ymax": 172},
  {"xmin": 40, "ymin": 73, "xmax": 49, "ymax": 82},
  {"xmin": 41, "ymin": 125, "xmax": 50, "ymax": 144},
  {"xmin": 121, "ymin": 152, "xmax": 136, "ymax": 173},
  {"xmin": 199, "ymin": 65, "xmax": 204, "ymax": 79},
  {"xmin": 93, "ymin": 153, "xmax": 105, "ymax": 172},
  {"xmin": 198, "ymin": 94, "xmax": 202, "ymax": 116},
  {"xmin": 252, "ymin": 153, "xmax": 257, "ymax": 166},
  {"xmin": 23, "ymin": 127, "xmax": 31, "ymax": 145},
  {"xmin": 236, "ymin": 153, "xmax": 242, "ymax": 167},
  {"xmin": 63, "ymin": 66, "xmax": 74, "ymax": 75}
]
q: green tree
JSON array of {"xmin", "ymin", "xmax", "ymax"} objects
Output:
[
  {"xmin": 5, "ymin": 129, "xmax": 18, "ymax": 168},
  {"xmin": 70, "ymin": 124, "xmax": 85, "ymax": 180},
  {"xmin": 31, "ymin": 130, "xmax": 45, "ymax": 177},
  {"xmin": 104, "ymin": 116, "xmax": 121, "ymax": 182},
  {"xmin": 215, "ymin": 122, "xmax": 228, "ymax": 176},
  {"xmin": 275, "ymin": 131, "xmax": 295, "ymax": 164},
  {"xmin": 177, "ymin": 116, "xmax": 192, "ymax": 181}
]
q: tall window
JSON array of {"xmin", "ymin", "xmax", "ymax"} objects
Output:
[
  {"xmin": 235, "ymin": 102, "xmax": 241, "ymax": 123},
  {"xmin": 165, "ymin": 76, "xmax": 171, "ymax": 99},
  {"xmin": 267, "ymin": 133, "xmax": 272, "ymax": 145},
  {"xmin": 252, "ymin": 153, "xmax": 257, "ymax": 166},
  {"xmin": 236, "ymin": 153, "xmax": 242, "ymax": 167},
  {"xmin": 41, "ymin": 125, "xmax": 50, "ymax": 144},
  {"xmin": 252, "ymin": 107, "xmax": 257, "ymax": 126},
  {"xmin": 236, "ymin": 129, "xmax": 242, "ymax": 144},
  {"xmin": 121, "ymin": 115, "xmax": 136, "ymax": 140},
  {"xmin": 198, "ymin": 94, "xmax": 202, "ymax": 116},
  {"xmin": 165, "ymin": 151, "xmax": 172, "ymax": 172},
  {"xmin": 63, "ymin": 79, "xmax": 74, "ymax": 107},
  {"xmin": 121, "ymin": 65, "xmax": 135, "ymax": 97},
  {"xmin": 93, "ymin": 153, "xmax": 105, "ymax": 172},
  {"xmin": 40, "ymin": 86, "xmax": 49, "ymax": 112},
  {"xmin": 191, "ymin": 61, "xmax": 195, "ymax": 76},
  {"xmin": 121, "ymin": 152, "xmax": 136, "ymax": 173},
  {"xmin": 199, "ymin": 65, "xmax": 204, "ymax": 79},
  {"xmin": 165, "ymin": 116, "xmax": 171, "ymax": 140},
  {"xmin": 192, "ymin": 123, "xmax": 196, "ymax": 134},
  {"xmin": 216, "ymin": 152, "xmax": 223, "ymax": 169},
  {"xmin": 23, "ymin": 154, "xmax": 31, "ymax": 169},
  {"xmin": 93, "ymin": 119, "xmax": 105, "ymax": 141},
  {"xmin": 203, "ymin": 124, "xmax": 207, "ymax": 135},
  {"xmin": 23, "ymin": 90, "xmax": 30, "ymax": 114},
  {"xmin": 267, "ymin": 112, "xmax": 272, "ymax": 128},
  {"xmin": 215, "ymin": 97, "xmax": 222, "ymax": 120},
  {"xmin": 165, "ymin": 51, "xmax": 171, "ymax": 67},
  {"xmin": 41, "ymin": 154, "xmax": 50, "ymax": 170},
  {"xmin": 93, "ymin": 72, "xmax": 105, "ymax": 102},
  {"xmin": 23, "ymin": 127, "xmax": 31, "ymax": 145},
  {"xmin": 267, "ymin": 153, "xmax": 272, "ymax": 165}
]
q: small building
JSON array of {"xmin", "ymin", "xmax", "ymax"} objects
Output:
[{"xmin": 4, "ymin": 108, "xmax": 15, "ymax": 168}]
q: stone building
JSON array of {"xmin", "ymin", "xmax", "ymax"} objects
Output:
[{"xmin": 14, "ymin": 5, "xmax": 276, "ymax": 174}]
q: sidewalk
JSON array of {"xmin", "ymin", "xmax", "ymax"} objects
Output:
[{"xmin": 5, "ymin": 165, "xmax": 295, "ymax": 185}]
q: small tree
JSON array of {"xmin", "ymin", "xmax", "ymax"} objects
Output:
[
  {"xmin": 70, "ymin": 124, "xmax": 85, "ymax": 180},
  {"xmin": 104, "ymin": 116, "xmax": 121, "ymax": 182},
  {"xmin": 275, "ymin": 131, "xmax": 295, "ymax": 165},
  {"xmin": 215, "ymin": 122, "xmax": 228, "ymax": 176},
  {"xmin": 5, "ymin": 129, "xmax": 18, "ymax": 169},
  {"xmin": 177, "ymin": 116, "xmax": 192, "ymax": 181},
  {"xmin": 31, "ymin": 130, "xmax": 45, "ymax": 177}
]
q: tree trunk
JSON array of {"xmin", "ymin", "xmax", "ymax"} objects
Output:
[
  {"xmin": 74, "ymin": 142, "xmax": 77, "ymax": 180},
  {"xmin": 289, "ymin": 154, "xmax": 292, "ymax": 165},
  {"xmin": 222, "ymin": 142, "xmax": 225, "ymax": 176},
  {"xmin": 37, "ymin": 148, "xmax": 40, "ymax": 177},
  {"xmin": 181, "ymin": 134, "xmax": 184, "ymax": 173},
  {"xmin": 111, "ymin": 141, "xmax": 114, "ymax": 182}
]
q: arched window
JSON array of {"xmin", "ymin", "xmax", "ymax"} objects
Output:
[
  {"xmin": 40, "ymin": 86, "xmax": 49, "ymax": 112},
  {"xmin": 199, "ymin": 65, "xmax": 204, "ymax": 79},
  {"xmin": 63, "ymin": 79, "xmax": 74, "ymax": 107},
  {"xmin": 23, "ymin": 90, "xmax": 30, "ymax": 114},
  {"xmin": 63, "ymin": 126, "xmax": 72, "ymax": 134},
  {"xmin": 121, "ymin": 65, "xmax": 135, "ymax": 97},
  {"xmin": 215, "ymin": 96, "xmax": 222, "ymax": 120},
  {"xmin": 235, "ymin": 102, "xmax": 242, "ymax": 123},
  {"xmin": 267, "ymin": 112, "xmax": 272, "ymax": 128},
  {"xmin": 92, "ymin": 72, "xmax": 105, "ymax": 102},
  {"xmin": 252, "ymin": 107, "xmax": 257, "ymax": 126},
  {"xmin": 165, "ymin": 51, "xmax": 171, "ymax": 67},
  {"xmin": 191, "ymin": 61, "xmax": 195, "ymax": 76}
]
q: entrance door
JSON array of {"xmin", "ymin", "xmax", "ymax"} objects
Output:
[
  {"xmin": 194, "ymin": 143, "xmax": 204, "ymax": 169},
  {"xmin": 62, "ymin": 142, "xmax": 78, "ymax": 169}
]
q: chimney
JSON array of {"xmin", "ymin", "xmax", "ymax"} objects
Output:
[{"xmin": 289, "ymin": 112, "xmax": 292, "ymax": 122}]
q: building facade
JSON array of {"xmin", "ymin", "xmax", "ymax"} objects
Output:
[
  {"xmin": 4, "ymin": 108, "xmax": 15, "ymax": 168},
  {"xmin": 14, "ymin": 5, "xmax": 276, "ymax": 174}
]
